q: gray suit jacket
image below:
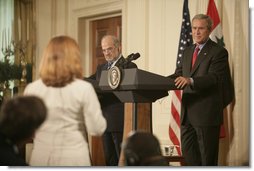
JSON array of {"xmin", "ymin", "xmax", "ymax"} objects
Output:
[{"xmin": 89, "ymin": 56, "xmax": 137, "ymax": 131}]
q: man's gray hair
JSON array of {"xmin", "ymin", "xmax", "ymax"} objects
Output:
[{"xmin": 101, "ymin": 35, "xmax": 120, "ymax": 48}]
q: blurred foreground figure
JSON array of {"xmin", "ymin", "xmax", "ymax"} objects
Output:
[
  {"xmin": 122, "ymin": 131, "xmax": 168, "ymax": 166},
  {"xmin": 0, "ymin": 96, "xmax": 47, "ymax": 166}
]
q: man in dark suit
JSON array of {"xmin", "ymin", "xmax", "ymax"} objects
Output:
[
  {"xmin": 169, "ymin": 14, "xmax": 233, "ymax": 166},
  {"xmin": 0, "ymin": 96, "xmax": 47, "ymax": 166},
  {"xmin": 89, "ymin": 35, "xmax": 137, "ymax": 166}
]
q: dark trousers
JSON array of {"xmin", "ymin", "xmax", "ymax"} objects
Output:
[
  {"xmin": 102, "ymin": 131, "xmax": 123, "ymax": 166},
  {"xmin": 181, "ymin": 114, "xmax": 220, "ymax": 166}
]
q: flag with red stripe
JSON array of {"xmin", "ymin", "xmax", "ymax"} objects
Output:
[{"xmin": 169, "ymin": 0, "xmax": 193, "ymax": 156}]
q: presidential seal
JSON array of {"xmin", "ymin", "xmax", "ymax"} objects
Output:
[{"xmin": 108, "ymin": 66, "xmax": 121, "ymax": 89}]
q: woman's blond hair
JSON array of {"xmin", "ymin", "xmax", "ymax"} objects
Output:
[{"xmin": 39, "ymin": 36, "xmax": 83, "ymax": 87}]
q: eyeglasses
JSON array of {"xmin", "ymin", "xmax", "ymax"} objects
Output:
[{"xmin": 102, "ymin": 47, "xmax": 115, "ymax": 54}]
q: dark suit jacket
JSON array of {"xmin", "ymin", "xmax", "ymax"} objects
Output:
[
  {"xmin": 89, "ymin": 56, "xmax": 137, "ymax": 131},
  {"xmin": 169, "ymin": 39, "xmax": 233, "ymax": 126},
  {"xmin": 0, "ymin": 133, "xmax": 28, "ymax": 166}
]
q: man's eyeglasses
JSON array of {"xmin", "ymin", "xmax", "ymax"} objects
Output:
[{"xmin": 102, "ymin": 47, "xmax": 115, "ymax": 54}]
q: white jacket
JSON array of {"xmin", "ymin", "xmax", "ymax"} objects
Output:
[{"xmin": 24, "ymin": 79, "xmax": 106, "ymax": 166}]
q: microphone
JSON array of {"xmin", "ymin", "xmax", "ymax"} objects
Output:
[
  {"xmin": 124, "ymin": 53, "xmax": 134, "ymax": 63},
  {"xmin": 117, "ymin": 53, "xmax": 140, "ymax": 68},
  {"xmin": 117, "ymin": 53, "xmax": 133, "ymax": 67},
  {"xmin": 126, "ymin": 53, "xmax": 140, "ymax": 62},
  {"xmin": 121, "ymin": 53, "xmax": 140, "ymax": 68}
]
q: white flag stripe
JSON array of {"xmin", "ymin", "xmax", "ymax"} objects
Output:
[
  {"xmin": 210, "ymin": 24, "xmax": 223, "ymax": 41},
  {"xmin": 172, "ymin": 93, "xmax": 181, "ymax": 111},
  {"xmin": 170, "ymin": 119, "xmax": 181, "ymax": 139}
]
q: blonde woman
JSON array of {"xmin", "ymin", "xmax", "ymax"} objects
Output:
[{"xmin": 24, "ymin": 36, "xmax": 106, "ymax": 166}]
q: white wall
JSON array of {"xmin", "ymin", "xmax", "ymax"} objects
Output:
[{"xmin": 35, "ymin": 0, "xmax": 249, "ymax": 165}]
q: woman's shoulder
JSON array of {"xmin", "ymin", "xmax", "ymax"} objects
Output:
[
  {"xmin": 24, "ymin": 79, "xmax": 45, "ymax": 95},
  {"xmin": 68, "ymin": 79, "xmax": 96, "ymax": 97},
  {"xmin": 26, "ymin": 79, "xmax": 44, "ymax": 88},
  {"xmin": 72, "ymin": 79, "xmax": 94, "ymax": 89}
]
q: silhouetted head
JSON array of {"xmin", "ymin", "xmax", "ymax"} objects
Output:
[
  {"xmin": 123, "ymin": 131, "xmax": 168, "ymax": 166},
  {"xmin": 0, "ymin": 96, "xmax": 47, "ymax": 145}
]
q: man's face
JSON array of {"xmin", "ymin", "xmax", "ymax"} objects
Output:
[
  {"xmin": 101, "ymin": 37, "xmax": 120, "ymax": 62},
  {"xmin": 192, "ymin": 19, "xmax": 211, "ymax": 44}
]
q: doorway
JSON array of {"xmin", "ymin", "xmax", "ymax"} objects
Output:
[
  {"xmin": 90, "ymin": 15, "xmax": 122, "ymax": 166},
  {"xmin": 91, "ymin": 16, "xmax": 122, "ymax": 73}
]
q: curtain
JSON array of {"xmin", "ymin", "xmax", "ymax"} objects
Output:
[
  {"xmin": 0, "ymin": 0, "xmax": 35, "ymax": 96},
  {"xmin": 14, "ymin": 0, "xmax": 36, "ymax": 83},
  {"xmin": 0, "ymin": 0, "xmax": 14, "ymax": 62}
]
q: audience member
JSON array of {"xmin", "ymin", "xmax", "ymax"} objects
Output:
[
  {"xmin": 0, "ymin": 96, "xmax": 47, "ymax": 166},
  {"xmin": 23, "ymin": 35, "xmax": 107, "ymax": 166},
  {"xmin": 122, "ymin": 131, "xmax": 168, "ymax": 166}
]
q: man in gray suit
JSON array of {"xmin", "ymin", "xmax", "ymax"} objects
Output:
[
  {"xmin": 89, "ymin": 35, "xmax": 137, "ymax": 165},
  {"xmin": 169, "ymin": 14, "xmax": 233, "ymax": 166}
]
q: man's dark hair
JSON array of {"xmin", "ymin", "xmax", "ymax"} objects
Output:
[
  {"xmin": 0, "ymin": 96, "xmax": 47, "ymax": 143},
  {"xmin": 123, "ymin": 131, "xmax": 168, "ymax": 166}
]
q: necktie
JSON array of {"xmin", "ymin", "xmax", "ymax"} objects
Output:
[
  {"xmin": 192, "ymin": 46, "xmax": 200, "ymax": 68},
  {"xmin": 107, "ymin": 62, "xmax": 113, "ymax": 69}
]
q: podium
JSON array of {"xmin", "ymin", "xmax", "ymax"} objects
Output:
[
  {"xmin": 99, "ymin": 68, "xmax": 177, "ymax": 129},
  {"xmin": 99, "ymin": 68, "xmax": 176, "ymax": 102},
  {"xmin": 98, "ymin": 68, "xmax": 178, "ymax": 165}
]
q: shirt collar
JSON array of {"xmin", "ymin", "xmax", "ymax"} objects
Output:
[
  {"xmin": 195, "ymin": 39, "xmax": 209, "ymax": 51},
  {"xmin": 111, "ymin": 54, "xmax": 122, "ymax": 67}
]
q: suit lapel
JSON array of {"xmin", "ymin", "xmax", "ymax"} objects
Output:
[
  {"xmin": 190, "ymin": 39, "xmax": 212, "ymax": 76},
  {"xmin": 186, "ymin": 45, "xmax": 195, "ymax": 73},
  {"xmin": 115, "ymin": 56, "xmax": 125, "ymax": 67}
]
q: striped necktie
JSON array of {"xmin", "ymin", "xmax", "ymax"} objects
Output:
[{"xmin": 107, "ymin": 62, "xmax": 113, "ymax": 69}]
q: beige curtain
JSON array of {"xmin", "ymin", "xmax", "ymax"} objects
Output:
[
  {"xmin": 218, "ymin": 0, "xmax": 249, "ymax": 166},
  {"xmin": 0, "ymin": 0, "xmax": 14, "ymax": 61}
]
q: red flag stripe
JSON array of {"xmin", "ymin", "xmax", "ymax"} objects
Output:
[
  {"xmin": 169, "ymin": 127, "xmax": 181, "ymax": 155},
  {"xmin": 207, "ymin": 0, "xmax": 220, "ymax": 30},
  {"xmin": 174, "ymin": 90, "xmax": 182, "ymax": 101},
  {"xmin": 171, "ymin": 96, "xmax": 181, "ymax": 127}
]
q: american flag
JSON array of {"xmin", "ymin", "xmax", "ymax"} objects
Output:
[{"xmin": 169, "ymin": 0, "xmax": 193, "ymax": 156}]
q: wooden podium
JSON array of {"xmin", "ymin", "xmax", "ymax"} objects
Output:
[{"xmin": 99, "ymin": 68, "xmax": 177, "ymax": 165}]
